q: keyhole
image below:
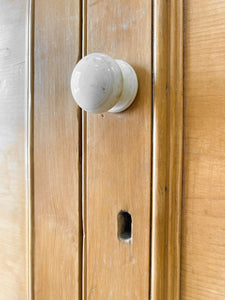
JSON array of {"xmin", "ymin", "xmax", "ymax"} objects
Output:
[{"xmin": 117, "ymin": 211, "xmax": 132, "ymax": 242}]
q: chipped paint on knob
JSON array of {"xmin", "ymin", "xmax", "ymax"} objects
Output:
[{"xmin": 71, "ymin": 53, "xmax": 138, "ymax": 113}]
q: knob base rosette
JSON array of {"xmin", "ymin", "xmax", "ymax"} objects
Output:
[{"xmin": 108, "ymin": 59, "xmax": 138, "ymax": 113}]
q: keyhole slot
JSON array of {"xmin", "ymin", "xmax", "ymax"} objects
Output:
[{"xmin": 117, "ymin": 211, "xmax": 132, "ymax": 242}]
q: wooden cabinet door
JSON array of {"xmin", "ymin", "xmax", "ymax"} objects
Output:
[
  {"xmin": 1, "ymin": 0, "xmax": 225, "ymax": 299},
  {"xmin": 1, "ymin": 0, "xmax": 153, "ymax": 299}
]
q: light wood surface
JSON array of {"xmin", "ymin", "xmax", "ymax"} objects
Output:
[
  {"xmin": 0, "ymin": 0, "xmax": 31, "ymax": 299},
  {"xmin": 33, "ymin": 0, "xmax": 82, "ymax": 299},
  {"xmin": 181, "ymin": 0, "xmax": 225, "ymax": 299},
  {"xmin": 83, "ymin": 0, "xmax": 152, "ymax": 298},
  {"xmin": 5, "ymin": 0, "xmax": 225, "ymax": 299},
  {"xmin": 151, "ymin": 0, "xmax": 183, "ymax": 299}
]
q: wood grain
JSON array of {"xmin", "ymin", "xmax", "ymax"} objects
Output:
[
  {"xmin": 0, "ymin": 0, "xmax": 31, "ymax": 299},
  {"xmin": 34, "ymin": 0, "xmax": 82, "ymax": 299},
  {"xmin": 151, "ymin": 0, "xmax": 183, "ymax": 299},
  {"xmin": 181, "ymin": 0, "xmax": 225, "ymax": 299},
  {"xmin": 83, "ymin": 1, "xmax": 152, "ymax": 299}
]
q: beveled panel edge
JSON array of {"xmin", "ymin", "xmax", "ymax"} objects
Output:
[
  {"xmin": 25, "ymin": 0, "xmax": 34, "ymax": 298},
  {"xmin": 151, "ymin": 0, "xmax": 183, "ymax": 299}
]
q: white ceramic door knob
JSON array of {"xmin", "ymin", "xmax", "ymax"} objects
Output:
[{"xmin": 71, "ymin": 53, "xmax": 138, "ymax": 113}]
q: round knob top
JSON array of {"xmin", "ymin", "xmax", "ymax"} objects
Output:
[
  {"xmin": 71, "ymin": 53, "xmax": 122, "ymax": 113},
  {"xmin": 71, "ymin": 53, "xmax": 138, "ymax": 113}
]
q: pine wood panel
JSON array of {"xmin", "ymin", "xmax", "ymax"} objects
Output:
[
  {"xmin": 182, "ymin": 0, "xmax": 225, "ymax": 299},
  {"xmin": 151, "ymin": 0, "xmax": 183, "ymax": 299},
  {"xmin": 83, "ymin": 1, "xmax": 152, "ymax": 299},
  {"xmin": 34, "ymin": 0, "xmax": 82, "ymax": 299},
  {"xmin": 0, "ymin": 0, "xmax": 31, "ymax": 299}
]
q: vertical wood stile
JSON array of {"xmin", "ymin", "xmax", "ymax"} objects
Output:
[
  {"xmin": 83, "ymin": 1, "xmax": 152, "ymax": 299},
  {"xmin": 181, "ymin": 0, "xmax": 225, "ymax": 298},
  {"xmin": 151, "ymin": 0, "xmax": 183, "ymax": 299},
  {"xmin": 34, "ymin": 0, "xmax": 82, "ymax": 299},
  {"xmin": 26, "ymin": 0, "xmax": 34, "ymax": 298}
]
